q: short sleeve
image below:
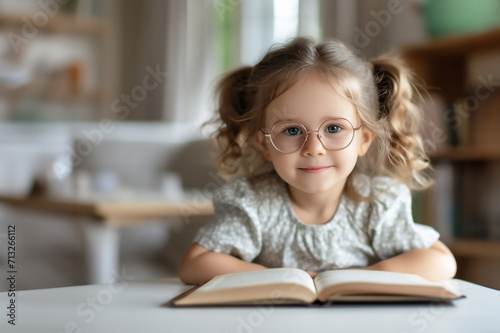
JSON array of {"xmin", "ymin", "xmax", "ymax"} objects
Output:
[
  {"xmin": 369, "ymin": 179, "xmax": 440, "ymax": 261},
  {"xmin": 193, "ymin": 181, "xmax": 262, "ymax": 262}
]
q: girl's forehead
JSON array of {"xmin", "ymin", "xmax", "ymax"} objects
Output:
[{"xmin": 264, "ymin": 72, "xmax": 358, "ymax": 125}]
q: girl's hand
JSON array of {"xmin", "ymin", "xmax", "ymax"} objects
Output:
[
  {"xmin": 179, "ymin": 243, "xmax": 267, "ymax": 285},
  {"xmin": 360, "ymin": 241, "xmax": 457, "ymax": 281}
]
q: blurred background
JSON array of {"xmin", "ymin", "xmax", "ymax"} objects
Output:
[{"xmin": 0, "ymin": 0, "xmax": 499, "ymax": 291}]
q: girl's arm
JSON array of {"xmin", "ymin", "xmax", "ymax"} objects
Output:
[
  {"xmin": 366, "ymin": 240, "xmax": 457, "ymax": 281},
  {"xmin": 178, "ymin": 243, "xmax": 267, "ymax": 285}
]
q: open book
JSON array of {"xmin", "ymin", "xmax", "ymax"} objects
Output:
[{"xmin": 172, "ymin": 268, "xmax": 463, "ymax": 306}]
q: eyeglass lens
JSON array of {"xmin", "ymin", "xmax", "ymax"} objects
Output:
[{"xmin": 270, "ymin": 118, "xmax": 355, "ymax": 153}]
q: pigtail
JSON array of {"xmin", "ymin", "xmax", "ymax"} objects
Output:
[
  {"xmin": 371, "ymin": 57, "xmax": 432, "ymax": 190},
  {"xmin": 212, "ymin": 66, "xmax": 262, "ymax": 178}
]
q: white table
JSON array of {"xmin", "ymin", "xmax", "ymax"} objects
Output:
[{"xmin": 1, "ymin": 278, "xmax": 499, "ymax": 332}]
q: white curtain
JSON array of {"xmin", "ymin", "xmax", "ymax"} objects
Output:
[
  {"xmin": 163, "ymin": 0, "xmax": 321, "ymax": 125},
  {"xmin": 164, "ymin": 0, "xmax": 216, "ymax": 125}
]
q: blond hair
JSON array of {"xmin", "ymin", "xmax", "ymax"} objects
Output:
[{"xmin": 209, "ymin": 37, "xmax": 432, "ymax": 199}]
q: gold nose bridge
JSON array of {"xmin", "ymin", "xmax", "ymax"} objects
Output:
[{"xmin": 303, "ymin": 129, "xmax": 325, "ymax": 148}]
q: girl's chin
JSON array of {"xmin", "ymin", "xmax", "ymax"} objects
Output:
[{"xmin": 290, "ymin": 182, "xmax": 341, "ymax": 195}]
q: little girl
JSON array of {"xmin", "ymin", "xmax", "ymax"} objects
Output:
[{"xmin": 179, "ymin": 37, "xmax": 456, "ymax": 285}]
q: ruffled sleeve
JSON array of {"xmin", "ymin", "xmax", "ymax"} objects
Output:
[
  {"xmin": 368, "ymin": 178, "xmax": 440, "ymax": 261},
  {"xmin": 193, "ymin": 178, "xmax": 263, "ymax": 262}
]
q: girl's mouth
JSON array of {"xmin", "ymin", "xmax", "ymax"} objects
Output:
[{"xmin": 298, "ymin": 166, "xmax": 331, "ymax": 174}]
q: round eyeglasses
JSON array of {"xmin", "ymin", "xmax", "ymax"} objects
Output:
[{"xmin": 260, "ymin": 118, "xmax": 363, "ymax": 154}]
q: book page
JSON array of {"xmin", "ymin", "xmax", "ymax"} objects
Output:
[
  {"xmin": 199, "ymin": 268, "xmax": 316, "ymax": 295},
  {"xmin": 314, "ymin": 270, "xmax": 452, "ymax": 295}
]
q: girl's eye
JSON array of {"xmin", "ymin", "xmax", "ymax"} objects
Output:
[
  {"xmin": 325, "ymin": 125, "xmax": 342, "ymax": 134},
  {"xmin": 284, "ymin": 127, "xmax": 302, "ymax": 136}
]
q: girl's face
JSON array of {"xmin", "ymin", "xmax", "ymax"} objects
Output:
[{"xmin": 258, "ymin": 71, "xmax": 374, "ymax": 198}]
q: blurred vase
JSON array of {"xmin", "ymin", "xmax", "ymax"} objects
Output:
[{"xmin": 423, "ymin": 0, "xmax": 500, "ymax": 36}]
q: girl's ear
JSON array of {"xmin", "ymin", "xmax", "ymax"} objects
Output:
[
  {"xmin": 357, "ymin": 128, "xmax": 375, "ymax": 157},
  {"xmin": 254, "ymin": 131, "xmax": 272, "ymax": 161}
]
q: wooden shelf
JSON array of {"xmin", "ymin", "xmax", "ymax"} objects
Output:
[
  {"xmin": 0, "ymin": 12, "xmax": 106, "ymax": 35},
  {"xmin": 447, "ymin": 239, "xmax": 500, "ymax": 259},
  {"xmin": 402, "ymin": 28, "xmax": 500, "ymax": 57},
  {"xmin": 433, "ymin": 147, "xmax": 500, "ymax": 161},
  {"xmin": 404, "ymin": 29, "xmax": 500, "ymax": 289},
  {"xmin": 402, "ymin": 28, "xmax": 500, "ymax": 100},
  {"xmin": 0, "ymin": 83, "xmax": 105, "ymax": 104},
  {"xmin": 0, "ymin": 3, "xmax": 119, "ymax": 122}
]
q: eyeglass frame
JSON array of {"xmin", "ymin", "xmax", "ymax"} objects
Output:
[{"xmin": 260, "ymin": 118, "xmax": 363, "ymax": 154}]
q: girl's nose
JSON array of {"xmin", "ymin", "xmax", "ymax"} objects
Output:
[{"xmin": 301, "ymin": 132, "xmax": 326, "ymax": 156}]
